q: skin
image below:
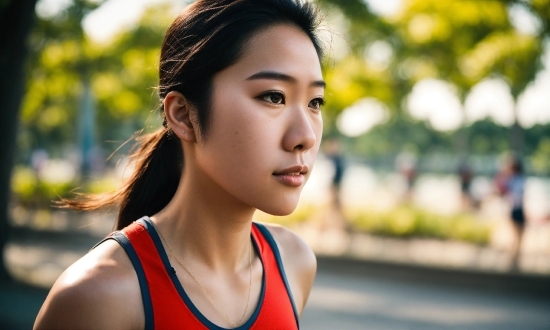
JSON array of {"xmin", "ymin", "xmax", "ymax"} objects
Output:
[{"xmin": 34, "ymin": 23, "xmax": 324, "ymax": 330}]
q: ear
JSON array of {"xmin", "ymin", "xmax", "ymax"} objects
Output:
[{"xmin": 164, "ymin": 91, "xmax": 197, "ymax": 142}]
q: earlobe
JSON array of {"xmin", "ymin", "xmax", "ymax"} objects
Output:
[{"xmin": 164, "ymin": 91, "xmax": 197, "ymax": 142}]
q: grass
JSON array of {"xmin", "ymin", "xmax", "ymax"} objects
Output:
[{"xmin": 346, "ymin": 205, "xmax": 491, "ymax": 244}]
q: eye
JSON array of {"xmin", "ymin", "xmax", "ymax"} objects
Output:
[
  {"xmin": 308, "ymin": 97, "xmax": 325, "ymax": 111},
  {"xmin": 260, "ymin": 91, "xmax": 285, "ymax": 105}
]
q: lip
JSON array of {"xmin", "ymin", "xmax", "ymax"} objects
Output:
[{"xmin": 272, "ymin": 164, "xmax": 309, "ymax": 187}]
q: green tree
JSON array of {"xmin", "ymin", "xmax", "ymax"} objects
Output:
[
  {"xmin": 20, "ymin": 3, "xmax": 169, "ymax": 166},
  {"xmin": 320, "ymin": 0, "xmax": 548, "ymax": 157},
  {"xmin": 318, "ymin": 0, "xmax": 403, "ymax": 136},
  {"xmin": 21, "ymin": 0, "xmax": 105, "ymax": 163}
]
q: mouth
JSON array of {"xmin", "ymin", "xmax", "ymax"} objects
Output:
[{"xmin": 272, "ymin": 165, "xmax": 309, "ymax": 187}]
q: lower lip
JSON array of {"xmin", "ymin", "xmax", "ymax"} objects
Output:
[{"xmin": 272, "ymin": 174, "xmax": 305, "ymax": 187}]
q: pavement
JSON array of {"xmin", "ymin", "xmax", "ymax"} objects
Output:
[
  {"xmin": 1, "ymin": 210, "xmax": 550, "ymax": 329},
  {"xmin": 302, "ymin": 258, "xmax": 550, "ymax": 330}
]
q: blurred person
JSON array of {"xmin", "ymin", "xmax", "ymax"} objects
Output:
[
  {"xmin": 325, "ymin": 139, "xmax": 344, "ymax": 206},
  {"xmin": 324, "ymin": 137, "xmax": 348, "ymax": 231},
  {"xmin": 495, "ymin": 155, "xmax": 526, "ymax": 270},
  {"xmin": 494, "ymin": 163, "xmax": 509, "ymax": 197},
  {"xmin": 396, "ymin": 152, "xmax": 417, "ymax": 202},
  {"xmin": 34, "ymin": 1, "xmax": 325, "ymax": 329},
  {"xmin": 506, "ymin": 156, "xmax": 526, "ymax": 270},
  {"xmin": 457, "ymin": 161, "xmax": 474, "ymax": 209}
]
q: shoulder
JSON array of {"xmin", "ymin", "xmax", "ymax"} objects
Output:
[
  {"xmin": 259, "ymin": 223, "xmax": 316, "ymax": 270},
  {"xmin": 34, "ymin": 239, "xmax": 143, "ymax": 330},
  {"xmin": 258, "ymin": 223, "xmax": 316, "ymax": 314}
]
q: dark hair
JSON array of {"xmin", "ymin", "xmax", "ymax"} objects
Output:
[{"xmin": 62, "ymin": 0, "xmax": 324, "ymax": 230}]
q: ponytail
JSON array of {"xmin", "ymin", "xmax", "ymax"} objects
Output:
[{"xmin": 59, "ymin": 128, "xmax": 183, "ymax": 230}]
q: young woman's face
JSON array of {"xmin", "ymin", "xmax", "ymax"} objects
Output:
[{"xmin": 193, "ymin": 24, "xmax": 324, "ymax": 215}]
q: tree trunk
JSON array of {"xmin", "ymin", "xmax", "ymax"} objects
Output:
[
  {"xmin": 0, "ymin": 0, "xmax": 38, "ymax": 281},
  {"xmin": 511, "ymin": 104, "xmax": 524, "ymax": 154}
]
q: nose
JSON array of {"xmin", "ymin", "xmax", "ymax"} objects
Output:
[{"xmin": 282, "ymin": 106, "xmax": 318, "ymax": 152}]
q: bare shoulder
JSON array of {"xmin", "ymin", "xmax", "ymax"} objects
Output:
[
  {"xmin": 260, "ymin": 223, "xmax": 316, "ymax": 313},
  {"xmin": 260, "ymin": 223, "xmax": 316, "ymax": 269},
  {"xmin": 34, "ymin": 239, "xmax": 143, "ymax": 330}
]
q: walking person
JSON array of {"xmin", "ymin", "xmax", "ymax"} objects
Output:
[
  {"xmin": 457, "ymin": 162, "xmax": 474, "ymax": 209},
  {"xmin": 495, "ymin": 155, "xmax": 527, "ymax": 271},
  {"xmin": 505, "ymin": 156, "xmax": 527, "ymax": 270},
  {"xmin": 34, "ymin": 0, "xmax": 326, "ymax": 328},
  {"xmin": 326, "ymin": 139, "xmax": 344, "ymax": 206},
  {"xmin": 324, "ymin": 138, "xmax": 348, "ymax": 230}
]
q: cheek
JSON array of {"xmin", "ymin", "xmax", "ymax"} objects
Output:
[
  {"xmin": 216, "ymin": 103, "xmax": 277, "ymax": 161},
  {"xmin": 198, "ymin": 99, "xmax": 280, "ymax": 187}
]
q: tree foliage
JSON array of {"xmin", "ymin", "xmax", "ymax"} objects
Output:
[
  {"xmin": 318, "ymin": 0, "xmax": 550, "ymax": 165},
  {"xmin": 16, "ymin": 0, "xmax": 550, "ymax": 173},
  {"xmin": 20, "ymin": 1, "xmax": 170, "ymax": 163}
]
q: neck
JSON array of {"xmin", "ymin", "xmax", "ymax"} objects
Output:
[{"xmin": 151, "ymin": 164, "xmax": 256, "ymax": 272}]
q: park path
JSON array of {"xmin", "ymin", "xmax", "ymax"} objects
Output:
[{"xmin": 302, "ymin": 258, "xmax": 550, "ymax": 330}]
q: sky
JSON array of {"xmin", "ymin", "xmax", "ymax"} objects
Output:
[
  {"xmin": 337, "ymin": 98, "xmax": 389, "ymax": 137},
  {"xmin": 36, "ymin": 0, "xmax": 550, "ymax": 135},
  {"xmin": 36, "ymin": 0, "xmax": 404, "ymax": 43},
  {"xmin": 36, "ymin": 0, "xmax": 186, "ymax": 42},
  {"xmin": 82, "ymin": 0, "xmax": 187, "ymax": 42},
  {"xmin": 363, "ymin": 0, "xmax": 402, "ymax": 17}
]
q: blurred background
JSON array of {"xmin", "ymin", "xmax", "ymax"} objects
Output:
[{"xmin": 1, "ymin": 0, "xmax": 549, "ymax": 329}]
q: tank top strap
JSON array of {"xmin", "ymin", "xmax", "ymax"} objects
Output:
[
  {"xmin": 91, "ymin": 224, "xmax": 155, "ymax": 330},
  {"xmin": 128, "ymin": 217, "xmax": 208, "ymax": 329},
  {"xmin": 251, "ymin": 222, "xmax": 300, "ymax": 329}
]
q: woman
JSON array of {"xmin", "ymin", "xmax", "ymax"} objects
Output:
[
  {"xmin": 504, "ymin": 156, "xmax": 526, "ymax": 270},
  {"xmin": 34, "ymin": 0, "xmax": 325, "ymax": 329}
]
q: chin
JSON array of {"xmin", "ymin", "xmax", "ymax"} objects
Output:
[{"xmin": 256, "ymin": 197, "xmax": 299, "ymax": 217}]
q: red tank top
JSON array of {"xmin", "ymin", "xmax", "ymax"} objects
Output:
[{"xmin": 100, "ymin": 217, "xmax": 299, "ymax": 329}]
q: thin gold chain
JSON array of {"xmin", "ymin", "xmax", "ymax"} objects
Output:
[{"xmin": 153, "ymin": 222, "xmax": 252, "ymax": 328}]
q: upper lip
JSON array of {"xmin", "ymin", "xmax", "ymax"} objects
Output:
[{"xmin": 273, "ymin": 164, "xmax": 309, "ymax": 175}]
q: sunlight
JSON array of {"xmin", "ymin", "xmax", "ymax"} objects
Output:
[
  {"xmin": 82, "ymin": 0, "xmax": 185, "ymax": 43},
  {"xmin": 363, "ymin": 0, "xmax": 403, "ymax": 17},
  {"xmin": 465, "ymin": 78, "xmax": 515, "ymax": 127},
  {"xmin": 337, "ymin": 98, "xmax": 390, "ymax": 137},
  {"xmin": 406, "ymin": 79, "xmax": 463, "ymax": 131}
]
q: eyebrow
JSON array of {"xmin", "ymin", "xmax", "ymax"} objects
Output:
[{"xmin": 246, "ymin": 70, "xmax": 326, "ymax": 88}]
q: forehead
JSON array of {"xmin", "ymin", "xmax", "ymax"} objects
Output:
[{"xmin": 221, "ymin": 24, "xmax": 323, "ymax": 81}]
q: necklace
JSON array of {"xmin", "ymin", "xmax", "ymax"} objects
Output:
[{"xmin": 153, "ymin": 222, "xmax": 252, "ymax": 328}]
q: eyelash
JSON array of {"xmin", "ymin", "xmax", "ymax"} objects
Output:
[
  {"xmin": 259, "ymin": 91, "xmax": 285, "ymax": 105},
  {"xmin": 258, "ymin": 91, "xmax": 325, "ymax": 112},
  {"xmin": 309, "ymin": 97, "xmax": 326, "ymax": 111}
]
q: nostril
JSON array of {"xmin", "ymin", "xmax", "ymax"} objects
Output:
[{"xmin": 294, "ymin": 144, "xmax": 304, "ymax": 150}]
